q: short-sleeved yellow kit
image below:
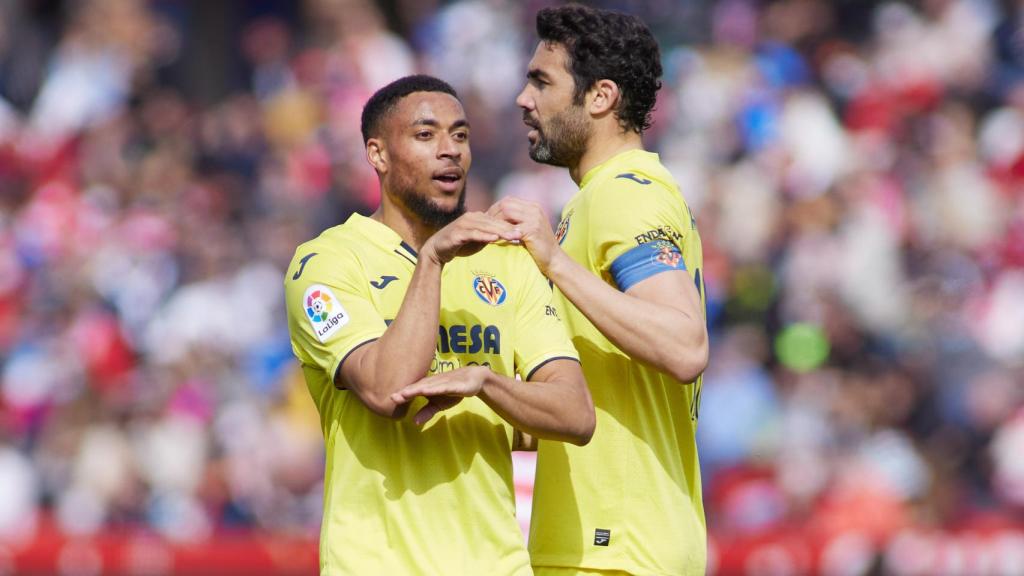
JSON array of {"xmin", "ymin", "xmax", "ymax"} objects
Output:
[{"xmin": 286, "ymin": 213, "xmax": 578, "ymax": 575}]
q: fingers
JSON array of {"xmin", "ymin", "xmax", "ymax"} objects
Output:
[
  {"xmin": 413, "ymin": 396, "xmax": 462, "ymax": 425},
  {"xmin": 464, "ymin": 212, "xmax": 521, "ymax": 243},
  {"xmin": 390, "ymin": 374, "xmax": 455, "ymax": 404},
  {"xmin": 390, "ymin": 379, "xmax": 470, "ymax": 404},
  {"xmin": 413, "ymin": 401, "xmax": 440, "ymax": 425},
  {"xmin": 448, "ymin": 212, "xmax": 522, "ymax": 245},
  {"xmin": 427, "ymin": 211, "xmax": 525, "ymax": 263},
  {"xmin": 486, "ymin": 199, "xmax": 513, "ymax": 221},
  {"xmin": 390, "ymin": 366, "xmax": 486, "ymax": 411},
  {"xmin": 487, "ymin": 198, "xmax": 547, "ymax": 229},
  {"xmin": 390, "ymin": 382, "xmax": 430, "ymax": 405}
]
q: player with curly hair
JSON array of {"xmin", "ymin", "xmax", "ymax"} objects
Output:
[{"xmin": 489, "ymin": 5, "xmax": 710, "ymax": 575}]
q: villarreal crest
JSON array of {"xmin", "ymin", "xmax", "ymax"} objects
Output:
[
  {"xmin": 654, "ymin": 244, "xmax": 682, "ymax": 268},
  {"xmin": 473, "ymin": 275, "xmax": 507, "ymax": 306}
]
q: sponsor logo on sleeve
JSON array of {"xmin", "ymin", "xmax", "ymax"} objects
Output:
[
  {"xmin": 615, "ymin": 172, "xmax": 652, "ymax": 185},
  {"xmin": 370, "ymin": 275, "xmax": 398, "ymax": 289},
  {"xmin": 292, "ymin": 252, "xmax": 318, "ymax": 280},
  {"xmin": 634, "ymin": 226, "xmax": 682, "ymax": 245},
  {"xmin": 473, "ymin": 275, "xmax": 507, "ymax": 306},
  {"xmin": 594, "ymin": 528, "xmax": 611, "ymax": 546},
  {"xmin": 304, "ymin": 284, "xmax": 349, "ymax": 342}
]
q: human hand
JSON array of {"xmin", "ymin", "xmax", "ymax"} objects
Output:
[
  {"xmin": 421, "ymin": 212, "xmax": 522, "ymax": 265},
  {"xmin": 487, "ymin": 197, "xmax": 559, "ymax": 274},
  {"xmin": 390, "ymin": 366, "xmax": 490, "ymax": 425}
]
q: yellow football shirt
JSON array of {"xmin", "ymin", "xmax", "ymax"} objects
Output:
[
  {"xmin": 530, "ymin": 150, "xmax": 707, "ymax": 575},
  {"xmin": 285, "ymin": 213, "xmax": 579, "ymax": 576}
]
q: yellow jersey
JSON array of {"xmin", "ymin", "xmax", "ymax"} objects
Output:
[
  {"xmin": 285, "ymin": 213, "xmax": 578, "ymax": 575},
  {"xmin": 530, "ymin": 150, "xmax": 707, "ymax": 575}
]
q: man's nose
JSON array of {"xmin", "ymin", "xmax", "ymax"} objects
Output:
[
  {"xmin": 438, "ymin": 134, "xmax": 461, "ymax": 159},
  {"xmin": 515, "ymin": 87, "xmax": 533, "ymax": 111}
]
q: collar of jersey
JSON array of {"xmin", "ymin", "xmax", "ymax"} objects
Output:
[
  {"xmin": 579, "ymin": 149, "xmax": 659, "ymax": 189},
  {"xmin": 345, "ymin": 213, "xmax": 418, "ymax": 262}
]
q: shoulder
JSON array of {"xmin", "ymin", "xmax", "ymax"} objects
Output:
[
  {"xmin": 460, "ymin": 244, "xmax": 543, "ymax": 290},
  {"xmin": 482, "ymin": 243, "xmax": 541, "ymax": 275},
  {"xmin": 286, "ymin": 225, "xmax": 365, "ymax": 285},
  {"xmin": 587, "ymin": 173, "xmax": 684, "ymax": 227},
  {"xmin": 453, "ymin": 244, "xmax": 530, "ymax": 280},
  {"xmin": 591, "ymin": 163, "xmax": 682, "ymax": 209}
]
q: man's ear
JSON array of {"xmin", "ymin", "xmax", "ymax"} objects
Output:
[
  {"xmin": 587, "ymin": 79, "xmax": 621, "ymax": 117},
  {"xmin": 366, "ymin": 138, "xmax": 387, "ymax": 174}
]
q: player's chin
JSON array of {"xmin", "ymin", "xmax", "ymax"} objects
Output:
[
  {"xmin": 429, "ymin": 190, "xmax": 465, "ymax": 215},
  {"xmin": 528, "ymin": 142, "xmax": 554, "ymax": 164}
]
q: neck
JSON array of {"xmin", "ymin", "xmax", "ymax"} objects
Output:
[
  {"xmin": 568, "ymin": 128, "xmax": 644, "ymax": 185},
  {"xmin": 371, "ymin": 191, "xmax": 437, "ymax": 252}
]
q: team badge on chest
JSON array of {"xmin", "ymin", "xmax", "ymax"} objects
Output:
[{"xmin": 473, "ymin": 275, "xmax": 507, "ymax": 306}]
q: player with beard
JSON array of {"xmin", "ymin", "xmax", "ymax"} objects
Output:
[
  {"xmin": 489, "ymin": 6, "xmax": 710, "ymax": 575},
  {"xmin": 285, "ymin": 75, "xmax": 594, "ymax": 575}
]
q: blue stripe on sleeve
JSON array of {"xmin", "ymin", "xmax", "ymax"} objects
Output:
[{"xmin": 609, "ymin": 241, "xmax": 687, "ymax": 291}]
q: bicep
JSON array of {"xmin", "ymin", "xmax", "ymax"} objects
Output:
[
  {"xmin": 528, "ymin": 357, "xmax": 594, "ymax": 443},
  {"xmin": 624, "ymin": 268, "xmax": 704, "ymax": 321},
  {"xmin": 527, "ymin": 357, "xmax": 585, "ymax": 387},
  {"xmin": 286, "ymin": 278, "xmax": 388, "ymax": 390},
  {"xmin": 335, "ymin": 337, "xmax": 380, "ymax": 391}
]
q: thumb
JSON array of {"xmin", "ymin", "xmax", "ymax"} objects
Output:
[{"xmin": 414, "ymin": 403, "xmax": 440, "ymax": 426}]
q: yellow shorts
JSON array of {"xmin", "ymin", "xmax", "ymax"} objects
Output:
[{"xmin": 533, "ymin": 568, "xmax": 634, "ymax": 576}]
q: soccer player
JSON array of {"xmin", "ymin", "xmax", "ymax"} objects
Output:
[
  {"xmin": 490, "ymin": 5, "xmax": 710, "ymax": 575},
  {"xmin": 285, "ymin": 75, "xmax": 595, "ymax": 575}
]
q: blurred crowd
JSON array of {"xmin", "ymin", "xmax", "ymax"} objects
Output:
[{"xmin": 1, "ymin": 0, "xmax": 1023, "ymax": 570}]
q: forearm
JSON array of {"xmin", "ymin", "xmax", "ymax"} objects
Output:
[
  {"xmin": 479, "ymin": 367, "xmax": 594, "ymax": 446},
  {"xmin": 545, "ymin": 250, "xmax": 707, "ymax": 382},
  {"xmin": 346, "ymin": 257, "xmax": 443, "ymax": 413}
]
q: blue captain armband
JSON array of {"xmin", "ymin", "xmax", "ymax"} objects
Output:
[{"xmin": 609, "ymin": 240, "xmax": 687, "ymax": 291}]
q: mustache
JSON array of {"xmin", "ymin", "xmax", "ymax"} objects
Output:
[{"xmin": 522, "ymin": 113, "xmax": 540, "ymax": 129}]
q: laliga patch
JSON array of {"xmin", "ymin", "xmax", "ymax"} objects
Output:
[
  {"xmin": 473, "ymin": 275, "xmax": 507, "ymax": 306},
  {"xmin": 304, "ymin": 284, "xmax": 349, "ymax": 342}
]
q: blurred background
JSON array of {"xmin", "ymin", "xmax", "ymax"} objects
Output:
[{"xmin": 0, "ymin": 0, "xmax": 1023, "ymax": 574}]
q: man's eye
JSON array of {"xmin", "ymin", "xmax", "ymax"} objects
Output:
[
  {"xmin": 453, "ymin": 132, "xmax": 468, "ymax": 141},
  {"xmin": 416, "ymin": 131, "xmax": 432, "ymax": 139}
]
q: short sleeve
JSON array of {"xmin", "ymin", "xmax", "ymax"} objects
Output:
[
  {"xmin": 285, "ymin": 247, "xmax": 388, "ymax": 383},
  {"xmin": 589, "ymin": 175, "xmax": 695, "ymax": 292},
  {"xmin": 510, "ymin": 251, "xmax": 580, "ymax": 381}
]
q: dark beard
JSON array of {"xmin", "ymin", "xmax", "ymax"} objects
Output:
[
  {"xmin": 528, "ymin": 106, "xmax": 590, "ymax": 167},
  {"xmin": 395, "ymin": 184, "xmax": 467, "ymax": 229}
]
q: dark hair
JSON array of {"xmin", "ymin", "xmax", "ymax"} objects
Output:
[
  {"xmin": 360, "ymin": 75, "xmax": 459, "ymax": 143},
  {"xmin": 536, "ymin": 4, "xmax": 662, "ymax": 134}
]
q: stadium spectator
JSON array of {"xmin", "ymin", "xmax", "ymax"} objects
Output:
[{"xmin": 0, "ymin": 0, "xmax": 1022, "ymax": 573}]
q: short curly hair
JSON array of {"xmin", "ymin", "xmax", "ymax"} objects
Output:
[
  {"xmin": 361, "ymin": 75, "xmax": 459, "ymax": 143},
  {"xmin": 536, "ymin": 4, "xmax": 662, "ymax": 134}
]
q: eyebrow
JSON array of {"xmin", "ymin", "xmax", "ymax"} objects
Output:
[
  {"xmin": 411, "ymin": 118, "xmax": 471, "ymax": 130},
  {"xmin": 527, "ymin": 68, "xmax": 549, "ymax": 82}
]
